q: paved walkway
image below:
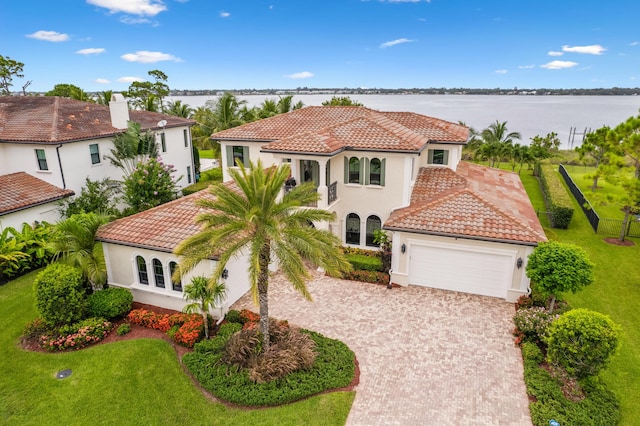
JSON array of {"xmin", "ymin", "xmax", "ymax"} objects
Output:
[{"xmin": 231, "ymin": 268, "xmax": 532, "ymax": 426}]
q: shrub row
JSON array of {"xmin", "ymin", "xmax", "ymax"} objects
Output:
[
  {"xmin": 184, "ymin": 322, "xmax": 355, "ymax": 406},
  {"xmin": 86, "ymin": 287, "xmax": 133, "ymax": 320},
  {"xmin": 342, "ymin": 269, "xmax": 389, "ymax": 285},
  {"xmin": 181, "ymin": 168, "xmax": 223, "ymax": 195},
  {"xmin": 346, "ymin": 253, "xmax": 383, "ymax": 272},
  {"xmin": 521, "ymin": 342, "xmax": 620, "ymax": 426},
  {"xmin": 536, "ymin": 163, "xmax": 574, "ymax": 229},
  {"xmin": 127, "ymin": 308, "xmax": 203, "ymax": 347}
]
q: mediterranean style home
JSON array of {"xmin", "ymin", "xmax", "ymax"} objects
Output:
[
  {"xmin": 0, "ymin": 95, "xmax": 196, "ymax": 202},
  {"xmin": 96, "ymin": 106, "xmax": 545, "ymax": 312}
]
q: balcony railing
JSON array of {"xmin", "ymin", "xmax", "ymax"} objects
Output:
[{"xmin": 328, "ymin": 181, "xmax": 338, "ymax": 204}]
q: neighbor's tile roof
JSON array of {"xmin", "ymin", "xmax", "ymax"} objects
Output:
[
  {"xmin": 0, "ymin": 96, "xmax": 195, "ymax": 144},
  {"xmin": 0, "ymin": 172, "xmax": 74, "ymax": 215},
  {"xmin": 95, "ymin": 180, "xmax": 241, "ymax": 253},
  {"xmin": 385, "ymin": 162, "xmax": 547, "ymax": 244},
  {"xmin": 212, "ymin": 106, "xmax": 469, "ymax": 154}
]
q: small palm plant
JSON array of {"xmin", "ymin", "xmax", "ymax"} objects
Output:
[{"xmin": 182, "ymin": 276, "xmax": 227, "ymax": 339}]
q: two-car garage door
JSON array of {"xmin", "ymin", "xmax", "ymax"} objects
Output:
[{"xmin": 408, "ymin": 244, "xmax": 515, "ymax": 299}]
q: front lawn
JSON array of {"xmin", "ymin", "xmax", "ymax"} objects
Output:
[
  {"xmin": 0, "ymin": 271, "xmax": 354, "ymax": 425},
  {"xmin": 519, "ymin": 165, "xmax": 640, "ymax": 425}
]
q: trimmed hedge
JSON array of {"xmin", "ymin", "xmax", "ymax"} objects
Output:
[
  {"xmin": 33, "ymin": 264, "xmax": 86, "ymax": 327},
  {"xmin": 346, "ymin": 253, "xmax": 382, "ymax": 272},
  {"xmin": 86, "ymin": 288, "xmax": 133, "ymax": 320},
  {"xmin": 536, "ymin": 163, "xmax": 574, "ymax": 229},
  {"xmin": 521, "ymin": 342, "xmax": 620, "ymax": 425},
  {"xmin": 183, "ymin": 325, "xmax": 355, "ymax": 406}
]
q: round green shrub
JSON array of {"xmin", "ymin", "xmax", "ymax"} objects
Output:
[
  {"xmin": 117, "ymin": 323, "xmax": 131, "ymax": 335},
  {"xmin": 33, "ymin": 263, "xmax": 85, "ymax": 327},
  {"xmin": 86, "ymin": 287, "xmax": 133, "ymax": 320},
  {"xmin": 546, "ymin": 308, "xmax": 621, "ymax": 379},
  {"xmin": 224, "ymin": 310, "xmax": 244, "ymax": 324}
]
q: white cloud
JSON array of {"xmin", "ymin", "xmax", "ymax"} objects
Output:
[
  {"xmin": 86, "ymin": 0, "xmax": 166, "ymax": 16},
  {"xmin": 562, "ymin": 44, "xmax": 606, "ymax": 55},
  {"xmin": 380, "ymin": 38, "xmax": 414, "ymax": 48},
  {"xmin": 283, "ymin": 71, "xmax": 314, "ymax": 79},
  {"xmin": 495, "ymin": 69, "xmax": 508, "ymax": 75},
  {"xmin": 120, "ymin": 16, "xmax": 151, "ymax": 24},
  {"xmin": 76, "ymin": 48, "xmax": 105, "ymax": 55},
  {"xmin": 219, "ymin": 11, "xmax": 230, "ymax": 18},
  {"xmin": 518, "ymin": 64, "xmax": 535, "ymax": 69},
  {"xmin": 630, "ymin": 41, "xmax": 639, "ymax": 46},
  {"xmin": 548, "ymin": 51, "xmax": 563, "ymax": 56},
  {"xmin": 95, "ymin": 78, "xmax": 110, "ymax": 84},
  {"xmin": 540, "ymin": 60, "xmax": 579, "ymax": 70},
  {"xmin": 121, "ymin": 50, "xmax": 182, "ymax": 63},
  {"xmin": 117, "ymin": 76, "xmax": 145, "ymax": 83},
  {"xmin": 26, "ymin": 30, "xmax": 69, "ymax": 42}
]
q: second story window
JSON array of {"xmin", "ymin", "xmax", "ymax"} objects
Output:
[
  {"xmin": 226, "ymin": 145, "xmax": 249, "ymax": 167},
  {"xmin": 367, "ymin": 158, "xmax": 386, "ymax": 186},
  {"xmin": 160, "ymin": 133, "xmax": 167, "ymax": 153},
  {"xmin": 35, "ymin": 149, "xmax": 48, "ymax": 171},
  {"xmin": 344, "ymin": 157, "xmax": 361, "ymax": 184},
  {"xmin": 89, "ymin": 144, "xmax": 101, "ymax": 165},
  {"xmin": 428, "ymin": 149, "xmax": 449, "ymax": 165},
  {"xmin": 183, "ymin": 129, "xmax": 189, "ymax": 147}
]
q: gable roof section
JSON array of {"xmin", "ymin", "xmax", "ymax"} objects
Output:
[
  {"xmin": 211, "ymin": 106, "xmax": 469, "ymax": 154},
  {"xmin": 0, "ymin": 172, "xmax": 74, "ymax": 216},
  {"xmin": 0, "ymin": 96, "xmax": 195, "ymax": 144},
  {"xmin": 385, "ymin": 162, "xmax": 547, "ymax": 245}
]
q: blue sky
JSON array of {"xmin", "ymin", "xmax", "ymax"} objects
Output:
[{"xmin": 2, "ymin": 0, "xmax": 640, "ymax": 92}]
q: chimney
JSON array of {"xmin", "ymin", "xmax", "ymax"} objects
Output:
[{"xmin": 109, "ymin": 93, "xmax": 130, "ymax": 129}]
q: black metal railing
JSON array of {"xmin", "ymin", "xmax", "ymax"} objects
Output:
[
  {"xmin": 558, "ymin": 164, "xmax": 599, "ymax": 232},
  {"xmin": 328, "ymin": 181, "xmax": 338, "ymax": 204}
]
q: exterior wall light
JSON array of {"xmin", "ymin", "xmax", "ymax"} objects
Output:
[
  {"xmin": 516, "ymin": 257, "xmax": 523, "ymax": 269},
  {"xmin": 401, "ymin": 243, "xmax": 406, "ymax": 254},
  {"xmin": 221, "ymin": 268, "xmax": 229, "ymax": 280}
]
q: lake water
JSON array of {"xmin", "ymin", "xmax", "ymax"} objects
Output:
[{"xmin": 169, "ymin": 94, "xmax": 640, "ymax": 149}]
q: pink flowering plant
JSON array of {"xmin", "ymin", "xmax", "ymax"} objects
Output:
[
  {"xmin": 39, "ymin": 317, "xmax": 112, "ymax": 351},
  {"xmin": 122, "ymin": 157, "xmax": 181, "ymax": 213},
  {"xmin": 513, "ymin": 306, "xmax": 559, "ymax": 346}
]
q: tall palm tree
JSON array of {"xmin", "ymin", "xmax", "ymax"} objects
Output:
[
  {"xmin": 480, "ymin": 120, "xmax": 521, "ymax": 167},
  {"xmin": 277, "ymin": 95, "xmax": 304, "ymax": 113},
  {"xmin": 105, "ymin": 121, "xmax": 158, "ymax": 177},
  {"xmin": 165, "ymin": 100, "xmax": 194, "ymax": 118},
  {"xmin": 174, "ymin": 160, "xmax": 351, "ymax": 350},
  {"xmin": 208, "ymin": 92, "xmax": 248, "ymax": 131},
  {"xmin": 257, "ymin": 98, "xmax": 278, "ymax": 119},
  {"xmin": 95, "ymin": 90, "xmax": 114, "ymax": 106},
  {"xmin": 182, "ymin": 276, "xmax": 227, "ymax": 339},
  {"xmin": 49, "ymin": 213, "xmax": 109, "ymax": 290}
]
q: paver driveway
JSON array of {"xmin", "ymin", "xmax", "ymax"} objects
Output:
[{"xmin": 231, "ymin": 268, "xmax": 532, "ymax": 426}]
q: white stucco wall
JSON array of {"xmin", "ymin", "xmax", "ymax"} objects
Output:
[
  {"xmin": 219, "ymin": 141, "xmax": 276, "ymax": 182},
  {"xmin": 0, "ymin": 126, "xmax": 194, "ymax": 195},
  {"xmin": 0, "ymin": 202, "xmax": 64, "ymax": 231},
  {"xmin": 102, "ymin": 243, "xmax": 251, "ymax": 314}
]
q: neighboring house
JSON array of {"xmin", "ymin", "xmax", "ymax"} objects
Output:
[
  {"xmin": 96, "ymin": 186, "xmax": 251, "ymax": 314},
  {"xmin": 210, "ymin": 106, "xmax": 547, "ymax": 302},
  {"xmin": 0, "ymin": 95, "xmax": 197, "ymax": 196},
  {"xmin": 0, "ymin": 172, "xmax": 74, "ymax": 231}
]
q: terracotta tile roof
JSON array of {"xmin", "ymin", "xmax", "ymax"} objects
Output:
[
  {"xmin": 0, "ymin": 172, "xmax": 74, "ymax": 215},
  {"xmin": 0, "ymin": 96, "xmax": 195, "ymax": 144},
  {"xmin": 95, "ymin": 180, "xmax": 241, "ymax": 253},
  {"xmin": 385, "ymin": 162, "xmax": 547, "ymax": 244},
  {"xmin": 211, "ymin": 106, "xmax": 469, "ymax": 154}
]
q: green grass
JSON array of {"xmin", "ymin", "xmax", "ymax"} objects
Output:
[
  {"xmin": 0, "ymin": 271, "xmax": 354, "ymax": 425},
  {"xmin": 517, "ymin": 163, "xmax": 640, "ymax": 425},
  {"xmin": 199, "ymin": 149, "xmax": 215, "ymax": 159}
]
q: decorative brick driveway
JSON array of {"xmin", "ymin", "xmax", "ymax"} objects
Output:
[{"xmin": 231, "ymin": 268, "xmax": 531, "ymax": 426}]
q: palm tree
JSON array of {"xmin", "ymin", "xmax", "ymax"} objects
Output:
[
  {"xmin": 174, "ymin": 160, "xmax": 351, "ymax": 350},
  {"xmin": 165, "ymin": 100, "xmax": 194, "ymax": 118},
  {"xmin": 182, "ymin": 276, "xmax": 227, "ymax": 339},
  {"xmin": 49, "ymin": 213, "xmax": 109, "ymax": 290},
  {"xmin": 276, "ymin": 95, "xmax": 304, "ymax": 114},
  {"xmin": 105, "ymin": 121, "xmax": 158, "ymax": 177},
  {"xmin": 480, "ymin": 120, "xmax": 521, "ymax": 167},
  {"xmin": 95, "ymin": 90, "xmax": 114, "ymax": 106},
  {"xmin": 208, "ymin": 92, "xmax": 248, "ymax": 131},
  {"xmin": 257, "ymin": 98, "xmax": 278, "ymax": 119}
]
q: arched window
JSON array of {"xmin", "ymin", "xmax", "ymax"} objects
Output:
[
  {"xmin": 153, "ymin": 259, "xmax": 165, "ymax": 288},
  {"xmin": 366, "ymin": 215, "xmax": 382, "ymax": 247},
  {"xmin": 346, "ymin": 213, "xmax": 361, "ymax": 245},
  {"xmin": 367, "ymin": 158, "xmax": 386, "ymax": 186},
  {"xmin": 136, "ymin": 256, "xmax": 148, "ymax": 285},
  {"xmin": 348, "ymin": 157, "xmax": 360, "ymax": 184},
  {"xmin": 169, "ymin": 261, "xmax": 182, "ymax": 292}
]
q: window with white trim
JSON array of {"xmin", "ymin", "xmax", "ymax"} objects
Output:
[
  {"xmin": 366, "ymin": 158, "xmax": 386, "ymax": 186},
  {"xmin": 89, "ymin": 144, "xmax": 101, "ymax": 165},
  {"xmin": 169, "ymin": 261, "xmax": 182, "ymax": 292},
  {"xmin": 35, "ymin": 149, "xmax": 48, "ymax": 171},
  {"xmin": 346, "ymin": 213, "xmax": 361, "ymax": 245},
  {"xmin": 136, "ymin": 256, "xmax": 149, "ymax": 285},
  {"xmin": 366, "ymin": 215, "xmax": 382, "ymax": 247},
  {"xmin": 427, "ymin": 149, "xmax": 449, "ymax": 165},
  {"xmin": 153, "ymin": 258, "xmax": 165, "ymax": 288}
]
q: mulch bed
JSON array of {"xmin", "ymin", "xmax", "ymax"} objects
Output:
[{"xmin": 603, "ymin": 237, "xmax": 635, "ymax": 246}]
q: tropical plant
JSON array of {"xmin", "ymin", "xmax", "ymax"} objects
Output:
[
  {"xmin": 0, "ymin": 223, "xmax": 54, "ymax": 279},
  {"xmin": 0, "ymin": 230, "xmax": 28, "ymax": 278},
  {"xmin": 478, "ymin": 120, "xmax": 521, "ymax": 167},
  {"xmin": 321, "ymin": 96, "xmax": 363, "ymax": 106},
  {"xmin": 165, "ymin": 99, "xmax": 194, "ymax": 118},
  {"xmin": 105, "ymin": 121, "xmax": 158, "ymax": 178},
  {"xmin": 182, "ymin": 276, "xmax": 227, "ymax": 339},
  {"xmin": 575, "ymin": 126, "xmax": 614, "ymax": 190},
  {"xmin": 207, "ymin": 92, "xmax": 248, "ymax": 131},
  {"xmin": 49, "ymin": 213, "xmax": 109, "ymax": 289},
  {"xmin": 59, "ymin": 177, "xmax": 121, "ymax": 218},
  {"xmin": 121, "ymin": 157, "xmax": 180, "ymax": 213},
  {"xmin": 529, "ymin": 132, "xmax": 561, "ymax": 169},
  {"xmin": 94, "ymin": 90, "xmax": 114, "ymax": 106},
  {"xmin": 525, "ymin": 242, "xmax": 595, "ymax": 313},
  {"xmin": 546, "ymin": 308, "xmax": 621, "ymax": 379},
  {"xmin": 174, "ymin": 160, "xmax": 351, "ymax": 350}
]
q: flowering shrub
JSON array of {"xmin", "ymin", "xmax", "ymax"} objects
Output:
[
  {"xmin": 341, "ymin": 269, "xmax": 389, "ymax": 285},
  {"xmin": 127, "ymin": 309, "xmax": 203, "ymax": 347},
  {"xmin": 513, "ymin": 306, "xmax": 559, "ymax": 346},
  {"xmin": 40, "ymin": 318, "xmax": 112, "ymax": 351},
  {"xmin": 122, "ymin": 157, "xmax": 180, "ymax": 213}
]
